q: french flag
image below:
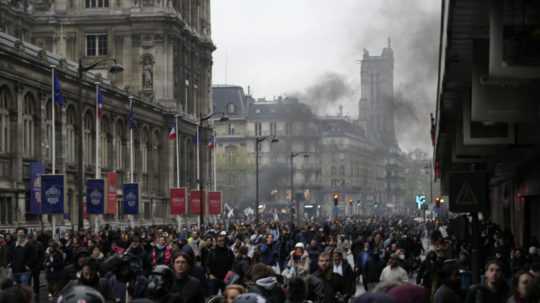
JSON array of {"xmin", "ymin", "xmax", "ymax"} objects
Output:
[
  {"xmin": 168, "ymin": 125, "xmax": 177, "ymax": 140},
  {"xmin": 97, "ymin": 87, "xmax": 104, "ymax": 118},
  {"xmin": 208, "ymin": 135, "xmax": 215, "ymax": 149}
]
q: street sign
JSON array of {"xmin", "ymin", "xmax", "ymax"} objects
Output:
[
  {"xmin": 415, "ymin": 195, "xmax": 426, "ymax": 209},
  {"xmin": 449, "ymin": 172, "xmax": 487, "ymax": 212}
]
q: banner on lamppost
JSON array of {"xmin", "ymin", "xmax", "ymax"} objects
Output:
[
  {"xmin": 29, "ymin": 161, "xmax": 44, "ymax": 214},
  {"xmin": 208, "ymin": 191, "xmax": 222, "ymax": 215},
  {"xmin": 41, "ymin": 174, "xmax": 65, "ymax": 214},
  {"xmin": 106, "ymin": 172, "xmax": 118, "ymax": 215},
  {"xmin": 190, "ymin": 190, "xmax": 201, "ymax": 215},
  {"xmin": 170, "ymin": 188, "xmax": 186, "ymax": 215},
  {"xmin": 86, "ymin": 179, "xmax": 105, "ymax": 214},
  {"xmin": 123, "ymin": 183, "xmax": 139, "ymax": 215}
]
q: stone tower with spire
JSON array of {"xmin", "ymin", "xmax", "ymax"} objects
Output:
[{"xmin": 358, "ymin": 38, "xmax": 398, "ymax": 147}]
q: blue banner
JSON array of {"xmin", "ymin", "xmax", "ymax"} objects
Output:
[
  {"xmin": 29, "ymin": 161, "xmax": 44, "ymax": 215},
  {"xmin": 123, "ymin": 183, "xmax": 139, "ymax": 215},
  {"xmin": 87, "ymin": 179, "xmax": 105, "ymax": 214},
  {"xmin": 41, "ymin": 175, "xmax": 64, "ymax": 214}
]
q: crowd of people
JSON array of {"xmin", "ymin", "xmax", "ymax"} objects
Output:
[{"xmin": 0, "ymin": 215, "xmax": 540, "ymax": 303}]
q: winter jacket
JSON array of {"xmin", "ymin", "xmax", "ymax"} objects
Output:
[
  {"xmin": 169, "ymin": 274, "xmax": 204, "ymax": 303},
  {"xmin": 151, "ymin": 244, "xmax": 172, "ymax": 266},
  {"xmin": 287, "ymin": 251, "xmax": 310, "ymax": 278},
  {"xmin": 259, "ymin": 242, "xmax": 279, "ymax": 266},
  {"xmin": 464, "ymin": 284, "xmax": 510, "ymax": 303},
  {"xmin": 248, "ymin": 276, "xmax": 286, "ymax": 303},
  {"xmin": 0, "ymin": 244, "xmax": 7, "ymax": 267},
  {"xmin": 333, "ymin": 260, "xmax": 355, "ymax": 298},
  {"xmin": 207, "ymin": 246, "xmax": 235, "ymax": 280},
  {"xmin": 44, "ymin": 249, "xmax": 65, "ymax": 281},
  {"xmin": 28, "ymin": 240, "xmax": 45, "ymax": 272},
  {"xmin": 306, "ymin": 270, "xmax": 346, "ymax": 303},
  {"xmin": 8, "ymin": 241, "xmax": 32, "ymax": 273},
  {"xmin": 232, "ymin": 255, "xmax": 251, "ymax": 283}
]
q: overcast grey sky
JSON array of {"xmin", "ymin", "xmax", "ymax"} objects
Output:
[{"xmin": 211, "ymin": 0, "xmax": 441, "ymax": 153}]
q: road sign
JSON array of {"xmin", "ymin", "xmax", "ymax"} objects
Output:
[
  {"xmin": 416, "ymin": 195, "xmax": 426, "ymax": 209},
  {"xmin": 449, "ymin": 172, "xmax": 487, "ymax": 212}
]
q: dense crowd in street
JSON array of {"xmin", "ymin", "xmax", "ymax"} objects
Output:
[{"xmin": 1, "ymin": 215, "xmax": 540, "ymax": 303}]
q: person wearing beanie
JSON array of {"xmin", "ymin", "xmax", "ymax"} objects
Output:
[{"xmin": 247, "ymin": 263, "xmax": 285, "ymax": 303}]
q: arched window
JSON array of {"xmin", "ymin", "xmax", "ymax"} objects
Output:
[
  {"xmin": 66, "ymin": 106, "xmax": 77, "ymax": 163},
  {"xmin": 331, "ymin": 166, "xmax": 336, "ymax": 176},
  {"xmin": 227, "ymin": 103, "xmax": 236, "ymax": 114},
  {"xmin": 23, "ymin": 93, "xmax": 36, "ymax": 158},
  {"xmin": 150, "ymin": 131, "xmax": 159, "ymax": 192},
  {"xmin": 83, "ymin": 111, "xmax": 94, "ymax": 166},
  {"xmin": 45, "ymin": 101, "xmax": 61, "ymax": 163},
  {"xmin": 339, "ymin": 165, "xmax": 345, "ymax": 176},
  {"xmin": 140, "ymin": 129, "xmax": 149, "ymax": 190},
  {"xmin": 113, "ymin": 120, "xmax": 125, "ymax": 170},
  {"xmin": 100, "ymin": 117, "xmax": 110, "ymax": 168},
  {"xmin": 0, "ymin": 87, "xmax": 12, "ymax": 154}
]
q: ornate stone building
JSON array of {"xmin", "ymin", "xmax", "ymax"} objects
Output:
[
  {"xmin": 212, "ymin": 85, "xmax": 380, "ymax": 218},
  {"xmin": 0, "ymin": 0, "xmax": 215, "ymax": 227}
]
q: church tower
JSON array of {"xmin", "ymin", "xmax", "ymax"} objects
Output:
[{"xmin": 359, "ymin": 38, "xmax": 397, "ymax": 147}]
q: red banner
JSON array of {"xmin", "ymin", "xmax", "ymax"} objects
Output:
[
  {"xmin": 170, "ymin": 188, "xmax": 186, "ymax": 215},
  {"xmin": 208, "ymin": 192, "xmax": 222, "ymax": 215},
  {"xmin": 106, "ymin": 172, "xmax": 118, "ymax": 215},
  {"xmin": 190, "ymin": 191, "xmax": 202, "ymax": 215}
]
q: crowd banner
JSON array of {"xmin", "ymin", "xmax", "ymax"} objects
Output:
[
  {"xmin": 106, "ymin": 172, "xmax": 118, "ymax": 215},
  {"xmin": 208, "ymin": 191, "xmax": 222, "ymax": 215},
  {"xmin": 29, "ymin": 161, "xmax": 44, "ymax": 214},
  {"xmin": 87, "ymin": 179, "xmax": 105, "ymax": 214},
  {"xmin": 41, "ymin": 174, "xmax": 65, "ymax": 214},
  {"xmin": 190, "ymin": 190, "xmax": 201, "ymax": 215},
  {"xmin": 170, "ymin": 188, "xmax": 186, "ymax": 215},
  {"xmin": 123, "ymin": 183, "xmax": 139, "ymax": 215}
]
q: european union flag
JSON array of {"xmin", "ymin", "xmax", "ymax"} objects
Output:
[{"xmin": 53, "ymin": 70, "xmax": 64, "ymax": 107}]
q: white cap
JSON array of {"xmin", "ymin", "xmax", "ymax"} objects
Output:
[
  {"xmin": 295, "ymin": 242, "xmax": 305, "ymax": 249},
  {"xmin": 219, "ymin": 231, "xmax": 227, "ymax": 236}
]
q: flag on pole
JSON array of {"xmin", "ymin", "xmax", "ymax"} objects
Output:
[
  {"xmin": 97, "ymin": 87, "xmax": 104, "ymax": 118},
  {"xmin": 168, "ymin": 120, "xmax": 177, "ymax": 140},
  {"xmin": 128, "ymin": 99, "xmax": 136, "ymax": 129},
  {"xmin": 53, "ymin": 70, "xmax": 64, "ymax": 107},
  {"xmin": 208, "ymin": 135, "xmax": 214, "ymax": 149}
]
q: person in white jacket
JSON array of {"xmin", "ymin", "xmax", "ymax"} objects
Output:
[
  {"xmin": 380, "ymin": 255, "xmax": 408, "ymax": 283},
  {"xmin": 283, "ymin": 242, "xmax": 310, "ymax": 279}
]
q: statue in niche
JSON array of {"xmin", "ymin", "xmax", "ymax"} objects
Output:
[{"xmin": 142, "ymin": 54, "xmax": 154, "ymax": 90}]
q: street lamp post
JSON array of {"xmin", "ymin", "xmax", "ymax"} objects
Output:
[
  {"xmin": 255, "ymin": 136, "xmax": 278, "ymax": 224},
  {"xmin": 290, "ymin": 152, "xmax": 309, "ymax": 226},
  {"xmin": 197, "ymin": 112, "xmax": 228, "ymax": 227},
  {"xmin": 76, "ymin": 58, "xmax": 124, "ymax": 230}
]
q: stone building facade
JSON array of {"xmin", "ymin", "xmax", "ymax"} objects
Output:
[
  {"xmin": 0, "ymin": 0, "xmax": 215, "ymax": 227},
  {"xmin": 212, "ymin": 85, "xmax": 381, "ymax": 217}
]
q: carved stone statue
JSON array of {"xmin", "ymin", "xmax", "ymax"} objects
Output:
[{"xmin": 142, "ymin": 55, "xmax": 153, "ymax": 89}]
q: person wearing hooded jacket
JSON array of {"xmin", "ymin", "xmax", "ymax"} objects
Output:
[{"xmin": 247, "ymin": 263, "xmax": 286, "ymax": 303}]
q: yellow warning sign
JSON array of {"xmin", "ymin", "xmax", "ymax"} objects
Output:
[{"xmin": 456, "ymin": 182, "xmax": 478, "ymax": 205}]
